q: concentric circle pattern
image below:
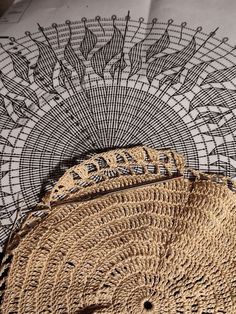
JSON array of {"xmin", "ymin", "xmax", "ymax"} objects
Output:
[
  {"xmin": 0, "ymin": 15, "xmax": 236, "ymax": 249},
  {"xmin": 1, "ymin": 147, "xmax": 236, "ymax": 313}
]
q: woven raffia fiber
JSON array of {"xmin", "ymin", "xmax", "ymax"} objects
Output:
[{"xmin": 0, "ymin": 146, "xmax": 236, "ymax": 313}]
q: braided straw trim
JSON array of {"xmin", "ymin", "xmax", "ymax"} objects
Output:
[
  {"xmin": 41, "ymin": 146, "xmax": 185, "ymax": 206},
  {"xmin": 42, "ymin": 145, "xmax": 236, "ymax": 207}
]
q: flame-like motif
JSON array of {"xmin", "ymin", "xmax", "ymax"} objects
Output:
[
  {"xmin": 202, "ymin": 64, "xmax": 236, "ymax": 85},
  {"xmin": 91, "ymin": 25, "xmax": 123, "ymax": 78},
  {"xmin": 7, "ymin": 51, "xmax": 30, "ymax": 83},
  {"xmin": 80, "ymin": 26, "xmax": 97, "ymax": 60},
  {"xmin": 189, "ymin": 88, "xmax": 236, "ymax": 111},
  {"xmin": 175, "ymin": 61, "xmax": 211, "ymax": 95},
  {"xmin": 128, "ymin": 40, "xmax": 144, "ymax": 78},
  {"xmin": 1, "ymin": 96, "xmax": 31, "ymax": 125},
  {"xmin": 109, "ymin": 54, "xmax": 127, "ymax": 79},
  {"xmin": 147, "ymin": 37, "xmax": 196, "ymax": 84},
  {"xmin": 159, "ymin": 71, "xmax": 181, "ymax": 86},
  {"xmin": 33, "ymin": 40, "xmax": 57, "ymax": 93},
  {"xmin": 146, "ymin": 30, "xmax": 170, "ymax": 61},
  {"xmin": 58, "ymin": 64, "xmax": 72, "ymax": 88},
  {"xmin": 0, "ymin": 71, "xmax": 38, "ymax": 105},
  {"xmin": 64, "ymin": 42, "xmax": 85, "ymax": 84}
]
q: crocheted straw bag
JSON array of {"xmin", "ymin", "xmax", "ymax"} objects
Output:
[{"xmin": 0, "ymin": 146, "xmax": 236, "ymax": 313}]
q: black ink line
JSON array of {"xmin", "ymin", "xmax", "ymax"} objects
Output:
[
  {"xmin": 178, "ymin": 23, "xmax": 186, "ymax": 44},
  {"xmin": 197, "ymin": 27, "xmax": 219, "ymax": 52},
  {"xmin": 131, "ymin": 21, "xmax": 141, "ymax": 42},
  {"xmin": 117, "ymin": 10, "xmax": 129, "ymax": 83},
  {"xmin": 201, "ymin": 41, "xmax": 223, "ymax": 58},
  {"xmin": 67, "ymin": 22, "xmax": 72, "ymax": 43},
  {"xmin": 54, "ymin": 24, "xmax": 60, "ymax": 48},
  {"xmin": 37, "ymin": 23, "xmax": 51, "ymax": 47},
  {"xmin": 98, "ymin": 19, "xmax": 105, "ymax": 35}
]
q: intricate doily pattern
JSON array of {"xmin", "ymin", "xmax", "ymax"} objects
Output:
[{"xmin": 0, "ymin": 15, "xmax": 236, "ymax": 249}]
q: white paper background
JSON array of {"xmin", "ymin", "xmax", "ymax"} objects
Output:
[{"xmin": 1, "ymin": 0, "xmax": 236, "ymax": 43}]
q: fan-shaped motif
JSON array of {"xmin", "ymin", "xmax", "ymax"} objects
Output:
[{"xmin": 0, "ymin": 15, "xmax": 236, "ymax": 250}]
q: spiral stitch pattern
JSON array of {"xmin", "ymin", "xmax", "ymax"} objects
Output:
[{"xmin": 0, "ymin": 146, "xmax": 236, "ymax": 313}]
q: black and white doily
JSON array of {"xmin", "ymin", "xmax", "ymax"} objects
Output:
[{"xmin": 0, "ymin": 14, "xmax": 236, "ymax": 250}]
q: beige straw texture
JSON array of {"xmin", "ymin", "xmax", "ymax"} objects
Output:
[{"xmin": 0, "ymin": 146, "xmax": 236, "ymax": 313}]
